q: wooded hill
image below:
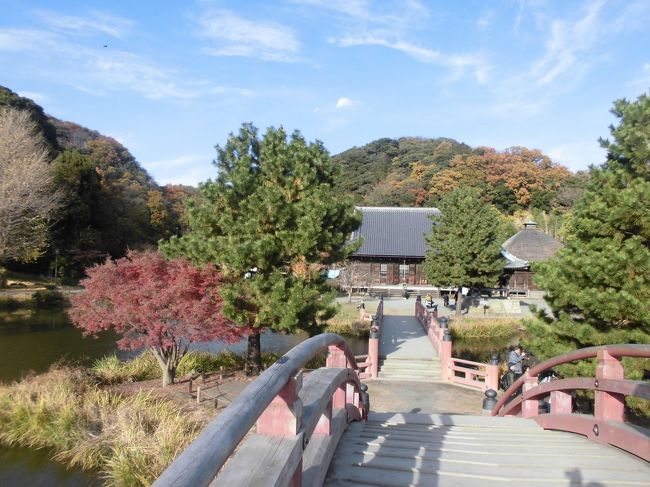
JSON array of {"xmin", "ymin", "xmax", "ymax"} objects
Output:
[
  {"xmin": 0, "ymin": 85, "xmax": 197, "ymax": 279},
  {"xmin": 332, "ymin": 137, "xmax": 588, "ymax": 215},
  {"xmin": 1, "ymin": 84, "xmax": 587, "ymax": 279}
]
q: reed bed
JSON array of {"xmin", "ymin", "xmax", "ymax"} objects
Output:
[
  {"xmin": 0, "ymin": 367, "xmax": 204, "ymax": 486},
  {"xmin": 324, "ymin": 302, "xmax": 370, "ymax": 338},
  {"xmin": 450, "ymin": 317, "xmax": 522, "ymax": 340}
]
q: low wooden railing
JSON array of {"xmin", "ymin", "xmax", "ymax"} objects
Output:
[
  {"xmin": 491, "ymin": 344, "xmax": 650, "ymax": 461},
  {"xmin": 415, "ymin": 297, "xmax": 499, "ymax": 391},
  {"xmin": 153, "ymin": 334, "xmax": 367, "ymax": 487}
]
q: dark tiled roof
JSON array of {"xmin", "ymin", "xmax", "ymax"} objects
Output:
[
  {"xmin": 351, "ymin": 207, "xmax": 439, "ymax": 258},
  {"xmin": 502, "ymin": 227, "xmax": 563, "ymax": 263}
]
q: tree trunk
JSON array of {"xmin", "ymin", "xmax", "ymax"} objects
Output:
[
  {"xmin": 151, "ymin": 347, "xmax": 177, "ymax": 387},
  {"xmin": 162, "ymin": 365, "xmax": 176, "ymax": 387},
  {"xmin": 455, "ymin": 286, "xmax": 463, "ymax": 316},
  {"xmin": 245, "ymin": 331, "xmax": 262, "ymax": 376}
]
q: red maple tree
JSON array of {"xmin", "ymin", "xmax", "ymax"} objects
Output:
[{"xmin": 69, "ymin": 250, "xmax": 246, "ymax": 386}]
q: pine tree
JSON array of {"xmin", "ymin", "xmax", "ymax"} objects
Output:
[
  {"xmin": 160, "ymin": 124, "xmax": 361, "ymax": 374},
  {"xmin": 531, "ymin": 94, "xmax": 650, "ymax": 358},
  {"xmin": 423, "ymin": 187, "xmax": 504, "ymax": 316}
]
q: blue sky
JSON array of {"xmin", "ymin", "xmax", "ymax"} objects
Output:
[{"xmin": 2, "ymin": 0, "xmax": 649, "ymax": 185}]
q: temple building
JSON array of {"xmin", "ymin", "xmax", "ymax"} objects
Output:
[
  {"xmin": 348, "ymin": 207, "xmax": 439, "ymax": 286},
  {"xmin": 501, "ymin": 220, "xmax": 563, "ymax": 294}
]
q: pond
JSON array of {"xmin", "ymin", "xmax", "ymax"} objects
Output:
[{"xmin": 0, "ymin": 307, "xmax": 367, "ymax": 487}]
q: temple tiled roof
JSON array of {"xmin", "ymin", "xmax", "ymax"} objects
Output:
[
  {"xmin": 351, "ymin": 207, "xmax": 439, "ymax": 258},
  {"xmin": 501, "ymin": 222, "xmax": 563, "ymax": 265}
]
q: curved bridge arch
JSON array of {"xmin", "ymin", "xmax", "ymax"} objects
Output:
[
  {"xmin": 491, "ymin": 344, "xmax": 650, "ymax": 461},
  {"xmin": 154, "ymin": 333, "xmax": 367, "ymax": 487}
]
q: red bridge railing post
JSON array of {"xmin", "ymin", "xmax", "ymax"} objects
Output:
[
  {"xmin": 328, "ymin": 345, "xmax": 348, "ymax": 410},
  {"xmin": 256, "ymin": 371, "xmax": 303, "ymax": 487},
  {"xmin": 521, "ymin": 372, "xmax": 538, "ymax": 418},
  {"xmin": 595, "ymin": 350, "xmax": 625, "ymax": 423}
]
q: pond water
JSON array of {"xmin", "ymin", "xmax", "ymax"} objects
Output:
[{"xmin": 0, "ymin": 308, "xmax": 366, "ymax": 486}]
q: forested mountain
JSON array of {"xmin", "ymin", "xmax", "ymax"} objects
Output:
[
  {"xmin": 333, "ymin": 137, "xmax": 588, "ymax": 217},
  {"xmin": 1, "ymin": 83, "xmax": 588, "ymax": 280},
  {"xmin": 0, "ymin": 86, "xmax": 197, "ymax": 279}
]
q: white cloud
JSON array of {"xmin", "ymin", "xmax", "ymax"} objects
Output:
[
  {"xmin": 336, "ymin": 35, "xmax": 490, "ymax": 84},
  {"xmin": 531, "ymin": 1, "xmax": 604, "ymax": 87},
  {"xmin": 198, "ymin": 11, "xmax": 300, "ymax": 62},
  {"xmin": 335, "ymin": 97, "xmax": 357, "ymax": 109},
  {"xmin": 34, "ymin": 10, "xmax": 134, "ymax": 38},
  {"xmin": 300, "ymin": 1, "xmax": 488, "ymax": 84},
  {"xmin": 144, "ymin": 154, "xmax": 216, "ymax": 186},
  {"xmin": 142, "ymin": 154, "xmax": 216, "ymax": 186},
  {"xmin": 477, "ymin": 10, "xmax": 495, "ymax": 28},
  {"xmin": 0, "ymin": 27, "xmax": 252, "ymax": 100}
]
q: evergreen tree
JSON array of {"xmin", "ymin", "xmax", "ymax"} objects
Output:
[
  {"xmin": 423, "ymin": 187, "xmax": 504, "ymax": 316},
  {"xmin": 532, "ymin": 93, "xmax": 650, "ymax": 357},
  {"xmin": 161, "ymin": 123, "xmax": 361, "ymax": 373}
]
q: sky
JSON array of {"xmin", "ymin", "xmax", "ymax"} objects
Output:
[{"xmin": 1, "ymin": 0, "xmax": 649, "ymax": 186}]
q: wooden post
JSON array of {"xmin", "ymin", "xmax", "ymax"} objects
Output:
[
  {"xmin": 521, "ymin": 373, "xmax": 538, "ymax": 418},
  {"xmin": 595, "ymin": 350, "xmax": 625, "ymax": 422},
  {"xmin": 368, "ymin": 335, "xmax": 379, "ymax": 379},
  {"xmin": 196, "ymin": 386, "xmax": 201, "ymax": 404},
  {"xmin": 550, "ymin": 390, "xmax": 572, "ymax": 414},
  {"xmin": 440, "ymin": 340, "xmax": 452, "ymax": 382},
  {"xmin": 332, "ymin": 383, "xmax": 346, "ymax": 410},
  {"xmin": 327, "ymin": 345, "xmax": 348, "ymax": 368},
  {"xmin": 256, "ymin": 372, "xmax": 303, "ymax": 436},
  {"xmin": 485, "ymin": 355, "xmax": 499, "ymax": 391},
  {"xmin": 314, "ymin": 399, "xmax": 332, "ymax": 435}
]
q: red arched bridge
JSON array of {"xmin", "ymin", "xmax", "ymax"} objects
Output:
[{"xmin": 154, "ymin": 299, "xmax": 649, "ymax": 486}]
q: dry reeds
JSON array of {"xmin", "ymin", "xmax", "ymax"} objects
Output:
[{"xmin": 0, "ymin": 367, "xmax": 204, "ymax": 486}]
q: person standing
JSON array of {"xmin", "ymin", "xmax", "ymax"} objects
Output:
[{"xmin": 508, "ymin": 345, "xmax": 528, "ymax": 381}]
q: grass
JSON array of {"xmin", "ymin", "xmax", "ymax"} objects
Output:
[
  {"xmin": 0, "ymin": 367, "xmax": 204, "ymax": 486},
  {"xmin": 92, "ymin": 350, "xmax": 285, "ymax": 385},
  {"xmin": 449, "ymin": 317, "xmax": 522, "ymax": 340},
  {"xmin": 324, "ymin": 302, "xmax": 370, "ymax": 338}
]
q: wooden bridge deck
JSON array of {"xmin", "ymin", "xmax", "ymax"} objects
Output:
[
  {"xmin": 326, "ymin": 313, "xmax": 650, "ymax": 486},
  {"xmin": 325, "ymin": 412, "xmax": 650, "ymax": 486}
]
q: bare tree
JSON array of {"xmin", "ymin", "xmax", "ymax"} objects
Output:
[
  {"xmin": 0, "ymin": 108, "xmax": 61, "ymax": 264},
  {"xmin": 337, "ymin": 260, "xmax": 370, "ymax": 303}
]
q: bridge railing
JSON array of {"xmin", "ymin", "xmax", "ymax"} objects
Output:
[
  {"xmin": 153, "ymin": 333, "xmax": 367, "ymax": 487},
  {"xmin": 491, "ymin": 344, "xmax": 650, "ymax": 461},
  {"xmin": 363, "ymin": 297, "xmax": 383, "ymax": 379},
  {"xmin": 415, "ymin": 297, "xmax": 499, "ymax": 391}
]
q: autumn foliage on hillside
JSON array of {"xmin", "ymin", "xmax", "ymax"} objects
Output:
[
  {"xmin": 334, "ymin": 137, "xmax": 582, "ymax": 214},
  {"xmin": 69, "ymin": 250, "xmax": 247, "ymax": 386}
]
